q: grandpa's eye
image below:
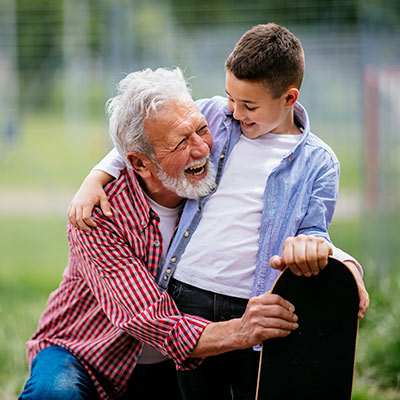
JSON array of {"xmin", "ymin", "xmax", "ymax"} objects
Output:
[
  {"xmin": 174, "ymin": 138, "xmax": 187, "ymax": 150},
  {"xmin": 197, "ymin": 125, "xmax": 209, "ymax": 135}
]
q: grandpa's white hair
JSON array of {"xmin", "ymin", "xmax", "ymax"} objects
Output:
[{"xmin": 107, "ymin": 67, "xmax": 192, "ymax": 162}]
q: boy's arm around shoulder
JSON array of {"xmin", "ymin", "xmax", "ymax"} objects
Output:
[
  {"xmin": 67, "ymin": 169, "xmax": 114, "ymax": 232},
  {"xmin": 67, "ymin": 148, "xmax": 125, "ymax": 232}
]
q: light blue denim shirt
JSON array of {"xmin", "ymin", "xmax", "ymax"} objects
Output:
[{"xmin": 157, "ymin": 96, "xmax": 340, "ymax": 297}]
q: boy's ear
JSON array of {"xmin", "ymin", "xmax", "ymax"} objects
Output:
[
  {"xmin": 283, "ymin": 86, "xmax": 299, "ymax": 107},
  {"xmin": 126, "ymin": 152, "xmax": 153, "ymax": 179}
]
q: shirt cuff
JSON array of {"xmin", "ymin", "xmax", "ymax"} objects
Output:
[
  {"xmin": 330, "ymin": 244, "xmax": 363, "ymax": 277},
  {"xmin": 164, "ymin": 314, "xmax": 210, "ymax": 371}
]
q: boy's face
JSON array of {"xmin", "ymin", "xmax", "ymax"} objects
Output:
[{"xmin": 225, "ymin": 71, "xmax": 297, "ymax": 138}]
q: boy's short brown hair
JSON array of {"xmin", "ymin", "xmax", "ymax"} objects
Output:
[{"xmin": 225, "ymin": 23, "xmax": 305, "ymax": 99}]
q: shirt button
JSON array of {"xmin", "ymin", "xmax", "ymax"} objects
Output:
[
  {"xmin": 288, "ymin": 157, "xmax": 292, "ymax": 162},
  {"xmin": 220, "ymin": 153, "xmax": 225, "ymax": 159},
  {"xmin": 163, "ymin": 275, "xmax": 168, "ymax": 281},
  {"xmin": 184, "ymin": 231, "xmax": 190, "ymax": 237},
  {"xmin": 141, "ymin": 220, "xmax": 146, "ymax": 226},
  {"xmin": 166, "ymin": 268, "xmax": 172, "ymax": 274},
  {"xmin": 197, "ymin": 206, "xmax": 201, "ymax": 212},
  {"xmin": 213, "ymin": 183, "xmax": 218, "ymax": 189},
  {"xmin": 171, "ymin": 256, "xmax": 177, "ymax": 263},
  {"xmin": 153, "ymin": 240, "xmax": 160, "ymax": 247}
]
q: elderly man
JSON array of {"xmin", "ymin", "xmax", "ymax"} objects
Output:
[{"xmin": 19, "ymin": 68, "xmax": 300, "ymax": 400}]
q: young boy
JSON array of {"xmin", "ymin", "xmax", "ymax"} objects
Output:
[{"xmin": 68, "ymin": 23, "xmax": 368, "ymax": 399}]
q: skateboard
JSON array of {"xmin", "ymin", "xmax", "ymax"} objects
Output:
[{"xmin": 255, "ymin": 257, "xmax": 359, "ymax": 400}]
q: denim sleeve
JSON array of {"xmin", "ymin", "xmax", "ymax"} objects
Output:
[{"xmin": 297, "ymin": 160, "xmax": 340, "ymax": 241}]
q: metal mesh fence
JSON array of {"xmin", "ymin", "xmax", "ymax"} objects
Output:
[{"xmin": 1, "ymin": 0, "xmax": 399, "ymax": 273}]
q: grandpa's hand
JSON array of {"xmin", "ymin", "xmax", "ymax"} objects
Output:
[
  {"xmin": 190, "ymin": 293, "xmax": 298, "ymax": 358},
  {"xmin": 235, "ymin": 292, "xmax": 299, "ymax": 347}
]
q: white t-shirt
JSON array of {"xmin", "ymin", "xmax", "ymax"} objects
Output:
[
  {"xmin": 174, "ymin": 133, "xmax": 301, "ymax": 299},
  {"xmin": 137, "ymin": 194, "xmax": 181, "ymax": 364}
]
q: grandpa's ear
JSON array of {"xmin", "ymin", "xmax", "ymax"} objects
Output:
[{"xmin": 126, "ymin": 151, "xmax": 153, "ymax": 179}]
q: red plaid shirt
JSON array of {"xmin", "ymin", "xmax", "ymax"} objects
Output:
[{"xmin": 26, "ymin": 168, "xmax": 209, "ymax": 399}]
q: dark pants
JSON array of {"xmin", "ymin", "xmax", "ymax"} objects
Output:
[
  {"xmin": 128, "ymin": 359, "xmax": 182, "ymax": 400},
  {"xmin": 19, "ymin": 346, "xmax": 182, "ymax": 400},
  {"xmin": 168, "ymin": 278, "xmax": 260, "ymax": 400}
]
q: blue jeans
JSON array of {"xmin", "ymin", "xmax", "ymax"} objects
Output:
[
  {"xmin": 19, "ymin": 346, "xmax": 182, "ymax": 399},
  {"xmin": 168, "ymin": 278, "xmax": 260, "ymax": 400},
  {"xmin": 19, "ymin": 346, "xmax": 98, "ymax": 400}
]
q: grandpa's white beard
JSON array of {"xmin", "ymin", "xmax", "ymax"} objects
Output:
[{"xmin": 155, "ymin": 158, "xmax": 216, "ymax": 199}]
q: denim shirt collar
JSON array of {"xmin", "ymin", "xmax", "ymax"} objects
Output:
[{"xmin": 222, "ymin": 101, "xmax": 311, "ymax": 164}]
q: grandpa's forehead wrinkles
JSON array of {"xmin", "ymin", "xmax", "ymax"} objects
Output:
[{"xmin": 173, "ymin": 112, "xmax": 206, "ymax": 134}]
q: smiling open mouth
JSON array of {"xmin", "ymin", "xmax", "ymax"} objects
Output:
[
  {"xmin": 241, "ymin": 120, "xmax": 255, "ymax": 129},
  {"xmin": 185, "ymin": 161, "xmax": 207, "ymax": 176}
]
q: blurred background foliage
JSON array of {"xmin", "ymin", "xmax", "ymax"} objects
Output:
[{"xmin": 0, "ymin": 0, "xmax": 400, "ymax": 398}]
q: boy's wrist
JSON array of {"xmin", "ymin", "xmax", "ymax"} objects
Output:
[{"xmin": 89, "ymin": 169, "xmax": 115, "ymax": 187}]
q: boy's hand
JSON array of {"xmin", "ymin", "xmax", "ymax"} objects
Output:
[
  {"xmin": 67, "ymin": 170, "xmax": 114, "ymax": 233},
  {"xmin": 342, "ymin": 260, "xmax": 370, "ymax": 319},
  {"xmin": 269, "ymin": 235, "xmax": 332, "ymax": 277},
  {"xmin": 269, "ymin": 235, "xmax": 370, "ymax": 318}
]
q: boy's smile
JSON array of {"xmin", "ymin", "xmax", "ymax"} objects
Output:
[{"xmin": 225, "ymin": 70, "xmax": 301, "ymax": 138}]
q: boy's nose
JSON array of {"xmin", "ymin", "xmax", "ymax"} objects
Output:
[{"xmin": 232, "ymin": 104, "xmax": 244, "ymax": 121}]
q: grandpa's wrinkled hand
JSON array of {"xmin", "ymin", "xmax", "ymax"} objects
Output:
[{"xmin": 235, "ymin": 292, "xmax": 299, "ymax": 348}]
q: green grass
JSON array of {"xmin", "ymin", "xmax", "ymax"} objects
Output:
[
  {"xmin": 0, "ymin": 216, "xmax": 68, "ymax": 398},
  {"xmin": 0, "ymin": 112, "xmax": 111, "ymax": 190},
  {"xmin": 330, "ymin": 219, "xmax": 400, "ymax": 399}
]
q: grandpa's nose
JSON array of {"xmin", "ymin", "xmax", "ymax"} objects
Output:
[{"xmin": 189, "ymin": 133, "xmax": 210, "ymax": 158}]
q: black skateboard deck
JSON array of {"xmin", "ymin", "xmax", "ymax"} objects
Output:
[{"xmin": 256, "ymin": 257, "xmax": 359, "ymax": 400}]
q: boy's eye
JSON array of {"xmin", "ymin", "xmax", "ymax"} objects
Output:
[{"xmin": 245, "ymin": 104, "xmax": 257, "ymax": 111}]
